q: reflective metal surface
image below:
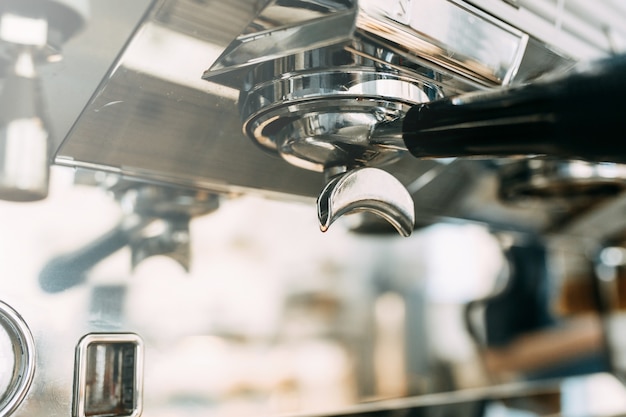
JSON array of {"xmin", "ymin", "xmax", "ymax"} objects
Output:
[
  {"xmin": 49, "ymin": 0, "xmax": 607, "ymax": 242},
  {"xmin": 198, "ymin": 0, "xmax": 570, "ymax": 232},
  {"xmin": 499, "ymin": 159, "xmax": 626, "ymax": 203},
  {"xmin": 205, "ymin": 0, "xmax": 359, "ymax": 79},
  {"xmin": 38, "ymin": 178, "xmax": 220, "ymax": 293},
  {"xmin": 55, "ymin": 0, "xmax": 326, "ymax": 201},
  {"xmin": 0, "ymin": 0, "xmax": 90, "ymax": 202},
  {"xmin": 53, "ymin": 0, "xmax": 574, "ymax": 208},
  {"xmin": 356, "ymin": 0, "xmax": 529, "ymax": 86},
  {"xmin": 318, "ymin": 167, "xmax": 415, "ymax": 237},
  {"xmin": 207, "ymin": 0, "xmax": 531, "ymax": 87},
  {"xmin": 0, "ymin": 0, "xmax": 89, "ymax": 66},
  {"xmin": 240, "ymin": 64, "xmax": 437, "ymax": 172},
  {"xmin": 0, "ymin": 47, "xmax": 50, "ymax": 201},
  {"xmin": 232, "ymin": 41, "xmax": 445, "ymax": 233},
  {"xmin": 0, "ymin": 300, "xmax": 35, "ymax": 417},
  {"xmin": 288, "ymin": 375, "xmax": 620, "ymax": 416},
  {"xmin": 4, "ymin": 0, "xmax": 626, "ymax": 416},
  {"xmin": 73, "ymin": 333, "xmax": 143, "ymax": 417}
]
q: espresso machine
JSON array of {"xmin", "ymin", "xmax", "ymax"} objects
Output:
[{"xmin": 2, "ymin": 1, "xmax": 626, "ymax": 416}]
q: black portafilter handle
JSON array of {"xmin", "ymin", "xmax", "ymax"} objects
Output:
[{"xmin": 402, "ymin": 53, "xmax": 626, "ymax": 163}]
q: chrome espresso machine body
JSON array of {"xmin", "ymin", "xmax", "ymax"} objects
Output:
[{"xmin": 2, "ymin": 1, "xmax": 626, "ymax": 416}]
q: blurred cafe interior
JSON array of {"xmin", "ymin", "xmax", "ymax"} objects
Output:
[{"xmin": 2, "ymin": 1, "xmax": 626, "ymax": 416}]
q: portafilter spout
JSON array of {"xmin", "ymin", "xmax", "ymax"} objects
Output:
[{"xmin": 318, "ymin": 167, "xmax": 415, "ymax": 237}]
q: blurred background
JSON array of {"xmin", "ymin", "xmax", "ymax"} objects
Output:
[
  {"xmin": 2, "ymin": 1, "xmax": 626, "ymax": 416},
  {"xmin": 1, "ymin": 165, "xmax": 626, "ymax": 416}
]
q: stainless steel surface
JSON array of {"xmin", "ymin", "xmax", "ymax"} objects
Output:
[
  {"xmin": 239, "ymin": 64, "xmax": 436, "ymax": 172},
  {"xmin": 3, "ymin": 0, "xmax": 626, "ymax": 416},
  {"xmin": 200, "ymin": 0, "xmax": 559, "ymax": 233},
  {"xmin": 207, "ymin": 0, "xmax": 531, "ymax": 87},
  {"xmin": 0, "ymin": 0, "xmax": 90, "ymax": 202},
  {"xmin": 205, "ymin": 0, "xmax": 359, "ymax": 80},
  {"xmin": 0, "ymin": 49, "xmax": 50, "ymax": 201},
  {"xmin": 317, "ymin": 167, "xmax": 415, "ymax": 237},
  {"xmin": 52, "ymin": 0, "xmax": 577, "ymax": 214},
  {"xmin": 499, "ymin": 159, "xmax": 626, "ymax": 203},
  {"xmin": 0, "ymin": 300, "xmax": 35, "ymax": 417},
  {"xmin": 355, "ymin": 0, "xmax": 529, "ymax": 86},
  {"xmin": 0, "ymin": 0, "xmax": 89, "ymax": 66},
  {"xmin": 232, "ymin": 41, "xmax": 444, "ymax": 233},
  {"xmin": 0, "ymin": 11, "xmax": 47, "ymax": 47},
  {"xmin": 73, "ymin": 333, "xmax": 143, "ymax": 417},
  {"xmin": 54, "ymin": 0, "xmax": 326, "ymax": 201},
  {"xmin": 38, "ymin": 179, "xmax": 220, "ymax": 294},
  {"xmin": 112, "ymin": 180, "xmax": 220, "ymax": 271},
  {"xmin": 285, "ymin": 376, "xmax": 615, "ymax": 416}
]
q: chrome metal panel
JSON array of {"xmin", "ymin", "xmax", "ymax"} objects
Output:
[
  {"xmin": 51, "ymin": 0, "xmax": 590, "ymax": 240},
  {"xmin": 73, "ymin": 333, "xmax": 143, "ymax": 417},
  {"xmin": 0, "ymin": 301, "xmax": 35, "ymax": 417},
  {"xmin": 54, "ymin": 6, "xmax": 326, "ymax": 199},
  {"xmin": 54, "ymin": 0, "xmax": 574, "ymax": 205},
  {"xmin": 356, "ymin": 0, "xmax": 529, "ymax": 86}
]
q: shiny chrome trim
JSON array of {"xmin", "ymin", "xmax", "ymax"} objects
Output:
[
  {"xmin": 205, "ymin": 0, "xmax": 358, "ymax": 78},
  {"xmin": 499, "ymin": 159, "xmax": 626, "ymax": 202},
  {"xmin": 238, "ymin": 42, "xmax": 443, "ymax": 172},
  {"xmin": 357, "ymin": 0, "xmax": 529, "ymax": 86},
  {"xmin": 72, "ymin": 333, "xmax": 144, "ymax": 417},
  {"xmin": 205, "ymin": 0, "xmax": 530, "ymax": 87},
  {"xmin": 0, "ymin": 300, "xmax": 36, "ymax": 417},
  {"xmin": 242, "ymin": 69, "xmax": 436, "ymax": 170},
  {"xmin": 318, "ymin": 167, "xmax": 415, "ymax": 236}
]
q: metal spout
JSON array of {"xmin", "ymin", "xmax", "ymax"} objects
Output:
[{"xmin": 317, "ymin": 167, "xmax": 415, "ymax": 237}]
